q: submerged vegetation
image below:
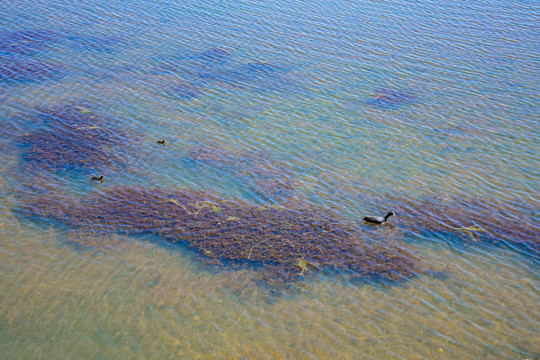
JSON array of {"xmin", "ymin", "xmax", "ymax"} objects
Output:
[
  {"xmin": 150, "ymin": 47, "xmax": 300, "ymax": 95},
  {"xmin": 9, "ymin": 103, "xmax": 418, "ymax": 287},
  {"xmin": 164, "ymin": 82, "xmax": 203, "ymax": 99},
  {"xmin": 5, "ymin": 100, "xmax": 534, "ymax": 290},
  {"xmin": 0, "ymin": 28, "xmax": 126, "ymax": 55},
  {"xmin": 0, "ymin": 57, "xmax": 63, "ymax": 82},
  {"xmin": 191, "ymin": 48, "xmax": 231, "ymax": 64},
  {"xmin": 17, "ymin": 104, "xmax": 137, "ymax": 171},
  {"xmin": 150, "ymin": 48, "xmax": 231, "ymax": 75},
  {"xmin": 1, "ymin": 35, "xmax": 532, "ymax": 290},
  {"xmin": 0, "ymin": 29, "xmax": 60, "ymax": 55},
  {"xmin": 366, "ymin": 89, "xmax": 416, "ymax": 109},
  {"xmin": 21, "ymin": 185, "xmax": 419, "ymax": 286},
  {"xmin": 65, "ymin": 34, "xmax": 127, "ymax": 53},
  {"xmin": 383, "ymin": 195, "xmax": 539, "ymax": 253},
  {"xmin": 197, "ymin": 61, "xmax": 297, "ymax": 91}
]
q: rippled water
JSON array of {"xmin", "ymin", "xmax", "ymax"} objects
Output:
[{"xmin": 1, "ymin": 0, "xmax": 538, "ymax": 358}]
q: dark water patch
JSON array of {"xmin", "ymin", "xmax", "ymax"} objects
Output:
[
  {"xmin": 149, "ymin": 54, "xmax": 300, "ymax": 95},
  {"xmin": 197, "ymin": 61, "xmax": 297, "ymax": 91},
  {"xmin": 0, "ymin": 28, "xmax": 126, "ymax": 58},
  {"xmin": 366, "ymin": 89, "xmax": 416, "ymax": 109},
  {"xmin": 65, "ymin": 34, "xmax": 127, "ymax": 53},
  {"xmin": 187, "ymin": 48, "xmax": 231, "ymax": 65},
  {"xmin": 154, "ymin": 48, "xmax": 230, "ymax": 68},
  {"xmin": 381, "ymin": 195, "xmax": 539, "ymax": 255},
  {"xmin": 163, "ymin": 82, "xmax": 203, "ymax": 100},
  {"xmin": 16, "ymin": 104, "xmax": 138, "ymax": 172},
  {"xmin": 431, "ymin": 124, "xmax": 481, "ymax": 145},
  {"xmin": 149, "ymin": 48, "xmax": 230, "ymax": 76},
  {"xmin": 146, "ymin": 63, "xmax": 204, "ymax": 93},
  {"xmin": 20, "ymin": 185, "xmax": 420, "ymax": 287},
  {"xmin": 0, "ymin": 57, "xmax": 64, "ymax": 83},
  {"xmin": 239, "ymin": 62, "xmax": 288, "ymax": 76},
  {"xmin": 148, "ymin": 59, "xmax": 190, "ymax": 76},
  {"xmin": 184, "ymin": 141, "xmax": 297, "ymax": 202},
  {"xmin": 0, "ymin": 29, "xmax": 61, "ymax": 55}
]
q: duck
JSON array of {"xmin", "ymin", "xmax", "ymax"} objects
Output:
[
  {"xmin": 157, "ymin": 139, "xmax": 165, "ymax": 145},
  {"xmin": 90, "ymin": 175, "xmax": 104, "ymax": 182},
  {"xmin": 363, "ymin": 211, "xmax": 395, "ymax": 224}
]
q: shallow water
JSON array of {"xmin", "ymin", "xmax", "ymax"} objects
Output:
[{"xmin": 0, "ymin": 0, "xmax": 538, "ymax": 358}]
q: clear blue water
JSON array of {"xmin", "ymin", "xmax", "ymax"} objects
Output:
[{"xmin": 0, "ymin": 0, "xmax": 538, "ymax": 358}]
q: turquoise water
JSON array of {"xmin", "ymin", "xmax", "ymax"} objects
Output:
[{"xmin": 0, "ymin": 0, "xmax": 538, "ymax": 358}]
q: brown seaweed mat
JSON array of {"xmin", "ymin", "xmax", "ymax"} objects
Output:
[{"xmin": 21, "ymin": 186, "xmax": 419, "ymax": 286}]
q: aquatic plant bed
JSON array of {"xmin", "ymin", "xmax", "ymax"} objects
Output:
[
  {"xmin": 17, "ymin": 104, "xmax": 137, "ymax": 171},
  {"xmin": 384, "ymin": 195, "xmax": 539, "ymax": 254},
  {"xmin": 22, "ymin": 186, "xmax": 419, "ymax": 286}
]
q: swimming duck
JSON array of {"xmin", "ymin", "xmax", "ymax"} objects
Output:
[
  {"xmin": 157, "ymin": 139, "xmax": 165, "ymax": 145},
  {"xmin": 91, "ymin": 175, "xmax": 104, "ymax": 181},
  {"xmin": 363, "ymin": 211, "xmax": 395, "ymax": 224}
]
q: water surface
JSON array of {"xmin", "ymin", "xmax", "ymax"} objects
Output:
[{"xmin": 0, "ymin": 0, "xmax": 538, "ymax": 358}]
